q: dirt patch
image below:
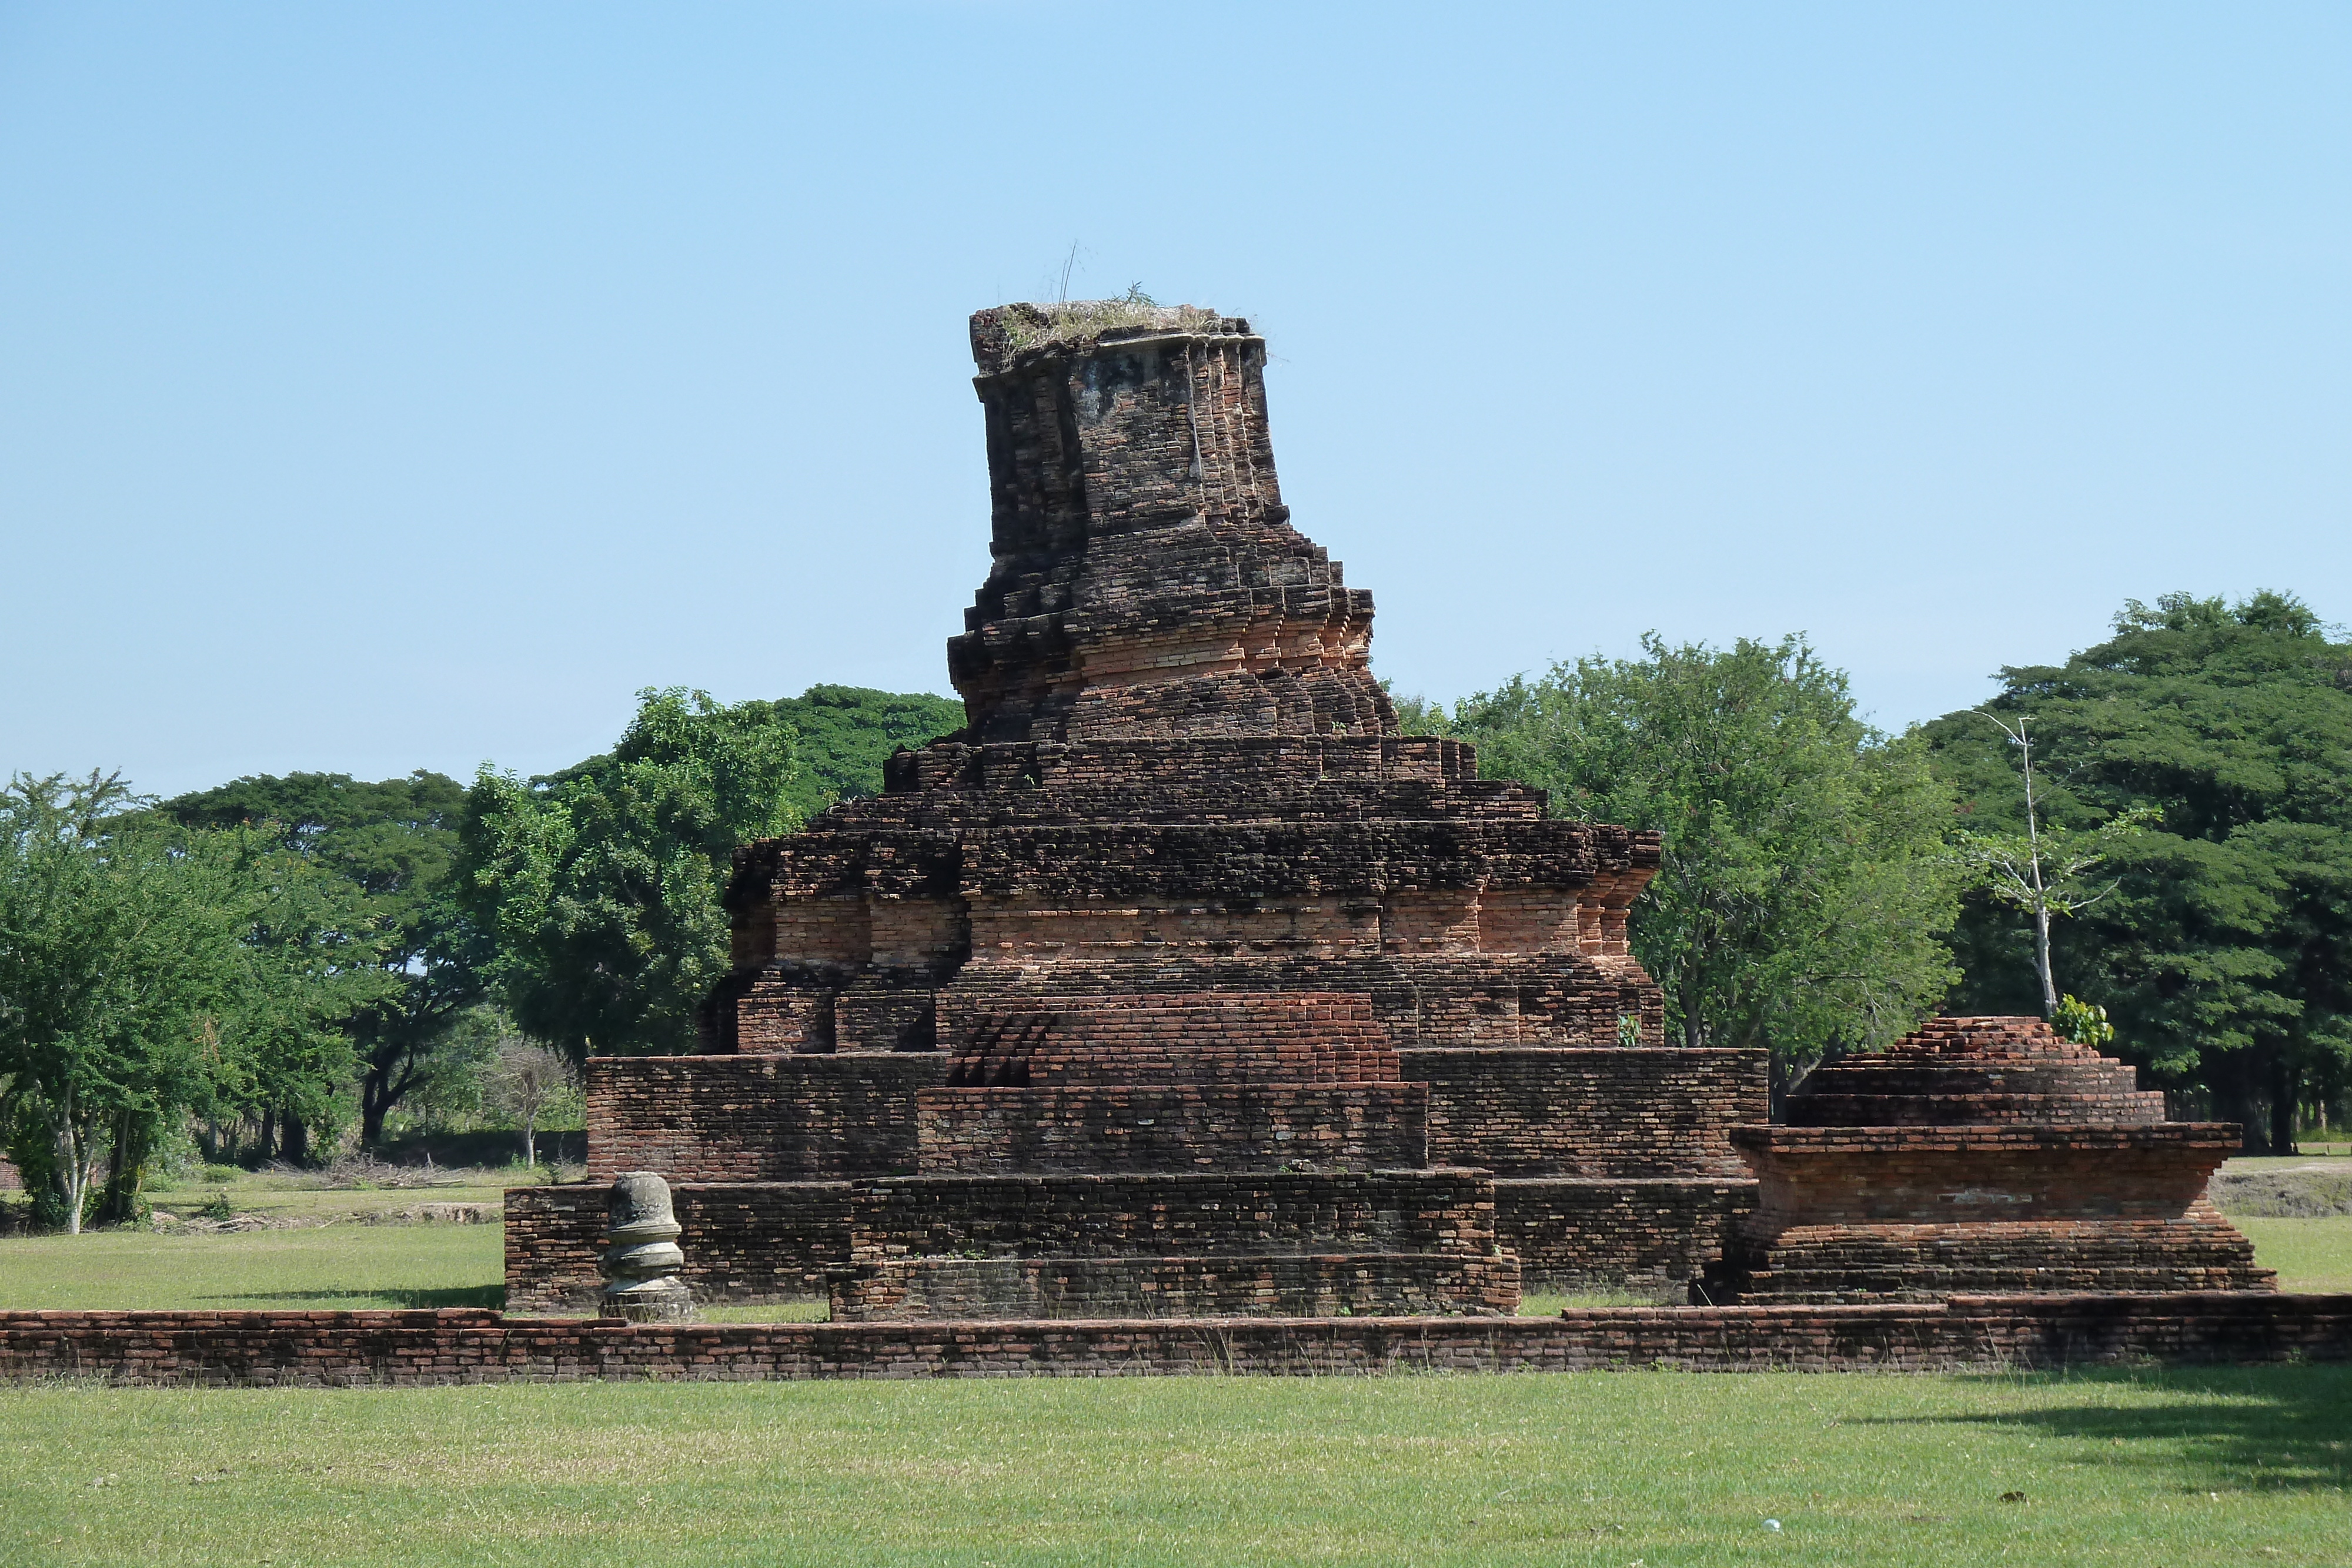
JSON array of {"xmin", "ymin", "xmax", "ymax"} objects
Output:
[{"xmin": 2211, "ymin": 1166, "xmax": 2352, "ymax": 1218}]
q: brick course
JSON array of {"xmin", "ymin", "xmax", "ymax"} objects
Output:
[
  {"xmin": 878, "ymin": 989, "xmax": 1496, "ymax": 1315},
  {"xmin": 1402, "ymin": 1048, "xmax": 1762, "ymax": 1176},
  {"xmin": 914, "ymin": 1083, "xmax": 1429, "ymax": 1174},
  {"xmin": 1495, "ymin": 1178, "xmax": 1758, "ymax": 1289},
  {"xmin": 5, "ymin": 1296, "xmax": 2347, "ymax": 1385},
  {"xmin": 829, "ymin": 1253, "xmax": 1522, "ymax": 1321},
  {"xmin": 844, "ymin": 1170, "xmax": 1498, "ymax": 1259},
  {"xmin": 585, "ymin": 1055, "xmax": 947, "ymax": 1181}
]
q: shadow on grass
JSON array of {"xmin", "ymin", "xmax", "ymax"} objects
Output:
[
  {"xmin": 1870, "ymin": 1365, "xmax": 2352, "ymax": 1495},
  {"xmin": 192, "ymin": 1286, "xmax": 506, "ymax": 1310}
]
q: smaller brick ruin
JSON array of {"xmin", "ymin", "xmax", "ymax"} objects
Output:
[{"xmin": 1698, "ymin": 1016, "xmax": 2273, "ymax": 1303}]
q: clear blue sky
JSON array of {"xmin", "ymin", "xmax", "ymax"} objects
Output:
[{"xmin": 4, "ymin": 4, "xmax": 2346, "ymax": 798}]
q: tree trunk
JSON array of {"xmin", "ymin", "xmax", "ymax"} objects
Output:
[
  {"xmin": 256, "ymin": 1108, "xmax": 278, "ymax": 1164},
  {"xmin": 360, "ymin": 1045, "xmax": 407, "ymax": 1147},
  {"xmin": 55, "ymin": 1122, "xmax": 88, "ymax": 1236},
  {"xmin": 2034, "ymin": 904, "xmax": 2057, "ymax": 1018},
  {"xmin": 2213, "ymin": 1053, "xmax": 2264, "ymax": 1154},
  {"xmin": 2271, "ymin": 1052, "xmax": 2299, "ymax": 1157},
  {"xmin": 1678, "ymin": 975, "xmax": 1706, "ymax": 1051},
  {"xmin": 361, "ymin": 1071, "xmax": 390, "ymax": 1147},
  {"xmin": 94, "ymin": 1108, "xmax": 154, "ymax": 1228},
  {"xmin": 279, "ymin": 1109, "xmax": 310, "ymax": 1166}
]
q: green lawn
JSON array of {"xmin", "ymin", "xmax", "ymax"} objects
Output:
[
  {"xmin": 698, "ymin": 1298, "xmax": 831, "ymax": 1323},
  {"xmin": 0, "ymin": 1168, "xmax": 515, "ymax": 1312},
  {"xmin": 2, "ymin": 1175, "xmax": 2348, "ymax": 1564},
  {"xmin": 3, "ymin": 1368, "xmax": 2347, "ymax": 1567},
  {"xmin": 2226, "ymin": 1152, "xmax": 2352, "ymax": 1171},
  {"xmin": 0, "ymin": 1223, "xmax": 505, "ymax": 1312},
  {"xmin": 2238, "ymin": 1218, "xmax": 2352, "ymax": 1294}
]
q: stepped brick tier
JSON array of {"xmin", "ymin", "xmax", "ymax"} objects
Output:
[
  {"xmin": 831, "ymin": 994, "xmax": 1515, "ymax": 1319},
  {"xmin": 509, "ymin": 302, "xmax": 1764, "ymax": 1318},
  {"xmin": 1698, "ymin": 1017, "xmax": 2274, "ymax": 1304}
]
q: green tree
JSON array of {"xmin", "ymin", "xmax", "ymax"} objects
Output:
[
  {"xmin": 161, "ymin": 772, "xmax": 488, "ymax": 1147},
  {"xmin": 0, "ymin": 773, "xmax": 379, "ymax": 1231},
  {"xmin": 460, "ymin": 688, "xmax": 801, "ymax": 1062},
  {"xmin": 1378, "ymin": 681, "xmax": 1453, "ymax": 738},
  {"xmin": 1925, "ymin": 591, "xmax": 2352, "ymax": 1151},
  {"xmin": 188, "ymin": 827, "xmax": 395, "ymax": 1175},
  {"xmin": 1444, "ymin": 636, "xmax": 1960, "ymax": 1086},
  {"xmin": 768, "ymin": 684, "xmax": 963, "ymax": 820}
]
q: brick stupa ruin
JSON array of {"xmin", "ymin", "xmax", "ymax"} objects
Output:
[
  {"xmin": 1698, "ymin": 1015, "xmax": 2271, "ymax": 1303},
  {"xmin": 506, "ymin": 302, "xmax": 1765, "ymax": 1318}
]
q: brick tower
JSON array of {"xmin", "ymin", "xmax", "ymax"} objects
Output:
[{"xmin": 506, "ymin": 303, "xmax": 1765, "ymax": 1317}]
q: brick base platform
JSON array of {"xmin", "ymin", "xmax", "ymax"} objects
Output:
[
  {"xmin": 508, "ymin": 1177, "xmax": 1763, "ymax": 1309},
  {"xmin": 3, "ymin": 1295, "xmax": 2344, "ymax": 1385}
]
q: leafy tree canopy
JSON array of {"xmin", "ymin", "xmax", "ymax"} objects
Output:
[
  {"xmin": 1435, "ymin": 636, "xmax": 1960, "ymax": 1083},
  {"xmin": 1, "ymin": 773, "xmax": 383, "ymax": 1229},
  {"xmin": 460, "ymin": 688, "xmax": 801, "ymax": 1062},
  {"xmin": 549, "ymin": 686, "xmax": 961, "ymax": 824},
  {"xmin": 767, "ymin": 685, "xmax": 963, "ymax": 820},
  {"xmin": 159, "ymin": 771, "xmax": 487, "ymax": 1145},
  {"xmin": 1924, "ymin": 591, "xmax": 2352, "ymax": 1149}
]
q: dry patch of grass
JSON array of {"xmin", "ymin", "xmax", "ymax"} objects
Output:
[{"xmin": 998, "ymin": 299, "xmax": 1227, "ymax": 356}]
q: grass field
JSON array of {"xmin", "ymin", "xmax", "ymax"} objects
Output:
[
  {"xmin": 2, "ymin": 1166, "xmax": 2350, "ymax": 1565},
  {"xmin": 2, "ymin": 1368, "xmax": 2347, "ymax": 1567},
  {"xmin": 140, "ymin": 1174, "xmax": 517, "ymax": 1225},
  {"xmin": 0, "ymin": 1222, "xmax": 505, "ymax": 1311},
  {"xmin": 2237, "ymin": 1218, "xmax": 2352, "ymax": 1293},
  {"xmin": 0, "ymin": 1168, "xmax": 511, "ymax": 1312}
]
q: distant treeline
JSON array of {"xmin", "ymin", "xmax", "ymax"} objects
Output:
[
  {"xmin": 0, "ymin": 685, "xmax": 961, "ymax": 1229},
  {"xmin": 5, "ymin": 591, "xmax": 2348, "ymax": 1234}
]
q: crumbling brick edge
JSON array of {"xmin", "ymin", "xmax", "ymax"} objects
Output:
[{"xmin": 2, "ymin": 1294, "xmax": 2346, "ymax": 1385}]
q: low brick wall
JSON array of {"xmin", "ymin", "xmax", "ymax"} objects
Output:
[
  {"xmin": 509, "ymin": 1173, "xmax": 1765, "ymax": 1309},
  {"xmin": 506, "ymin": 1183, "xmax": 852, "ymax": 1315},
  {"xmin": 1496, "ymin": 1177, "xmax": 1756, "ymax": 1289},
  {"xmin": 2, "ymin": 1296, "xmax": 2346, "ymax": 1385}
]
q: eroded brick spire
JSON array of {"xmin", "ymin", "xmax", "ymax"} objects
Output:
[{"xmin": 950, "ymin": 302, "xmax": 1392, "ymax": 744}]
